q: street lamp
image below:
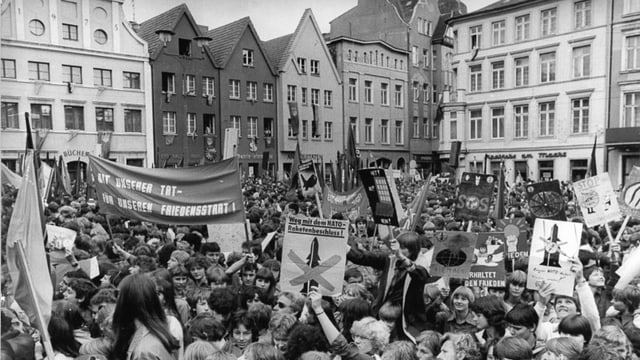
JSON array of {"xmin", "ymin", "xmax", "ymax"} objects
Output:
[
  {"xmin": 194, "ymin": 36, "xmax": 212, "ymax": 53},
  {"xmin": 155, "ymin": 29, "xmax": 175, "ymax": 47}
]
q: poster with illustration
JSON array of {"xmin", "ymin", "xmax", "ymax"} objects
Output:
[
  {"xmin": 573, "ymin": 173, "xmax": 621, "ymax": 227},
  {"xmin": 430, "ymin": 231, "xmax": 477, "ymax": 279},
  {"xmin": 495, "ymin": 218, "xmax": 529, "ymax": 261},
  {"xmin": 525, "ymin": 180, "xmax": 567, "ymax": 221},
  {"xmin": 619, "ymin": 166, "xmax": 640, "ymax": 218},
  {"xmin": 454, "ymin": 173, "xmax": 496, "ymax": 222},
  {"xmin": 465, "ymin": 232, "xmax": 506, "ymax": 288},
  {"xmin": 359, "ymin": 168, "xmax": 404, "ymax": 226},
  {"xmin": 298, "ymin": 160, "xmax": 322, "ymax": 197},
  {"xmin": 526, "ymin": 219, "xmax": 582, "ymax": 296},
  {"xmin": 281, "ymin": 215, "xmax": 349, "ymax": 296}
]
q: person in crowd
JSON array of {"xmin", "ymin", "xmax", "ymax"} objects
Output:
[
  {"xmin": 242, "ymin": 343, "xmax": 284, "ymax": 360},
  {"xmin": 539, "ymin": 337, "xmax": 583, "ymax": 360},
  {"xmin": 437, "ymin": 332, "xmax": 482, "ymax": 360},
  {"xmin": 416, "ymin": 330, "xmax": 441, "ymax": 360},
  {"xmin": 503, "ymin": 271, "xmax": 528, "ymax": 312},
  {"xmin": 226, "ymin": 310, "xmax": 257, "ymax": 357},
  {"xmin": 184, "ymin": 341, "xmax": 218, "ymax": 360},
  {"xmin": 504, "ymin": 304, "xmax": 544, "ymax": 355},
  {"xmin": 440, "ymin": 286, "xmax": 476, "ymax": 334},
  {"xmin": 470, "ymin": 296, "xmax": 505, "ymax": 354},
  {"xmin": 492, "ymin": 337, "xmax": 532, "ymax": 360},
  {"xmin": 48, "ymin": 315, "xmax": 81, "ymax": 360}
]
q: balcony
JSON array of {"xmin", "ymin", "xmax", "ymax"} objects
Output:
[{"xmin": 443, "ymin": 89, "xmax": 465, "ymax": 104}]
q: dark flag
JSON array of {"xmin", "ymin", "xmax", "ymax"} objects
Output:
[
  {"xmin": 288, "ymin": 102, "xmax": 300, "ymax": 136},
  {"xmin": 587, "ymin": 135, "xmax": 597, "ymax": 178},
  {"xmin": 289, "ymin": 141, "xmax": 302, "ymax": 190},
  {"xmin": 493, "ymin": 165, "xmax": 506, "ymax": 220}
]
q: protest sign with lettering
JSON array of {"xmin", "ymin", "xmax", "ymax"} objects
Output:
[
  {"xmin": 89, "ymin": 155, "xmax": 243, "ymax": 225},
  {"xmin": 454, "ymin": 173, "xmax": 496, "ymax": 222},
  {"xmin": 321, "ymin": 186, "xmax": 368, "ymax": 221},
  {"xmin": 525, "ymin": 180, "xmax": 567, "ymax": 221},
  {"xmin": 465, "ymin": 233, "xmax": 506, "ymax": 288},
  {"xmin": 46, "ymin": 225, "xmax": 76, "ymax": 252},
  {"xmin": 527, "ymin": 219, "xmax": 582, "ymax": 296},
  {"xmin": 281, "ymin": 215, "xmax": 349, "ymax": 296},
  {"xmin": 574, "ymin": 173, "xmax": 621, "ymax": 227},
  {"xmin": 495, "ymin": 218, "xmax": 529, "ymax": 261},
  {"xmin": 298, "ymin": 160, "xmax": 322, "ymax": 197},
  {"xmin": 620, "ymin": 166, "xmax": 640, "ymax": 218},
  {"xmin": 359, "ymin": 168, "xmax": 404, "ymax": 226},
  {"xmin": 430, "ymin": 231, "xmax": 477, "ymax": 279}
]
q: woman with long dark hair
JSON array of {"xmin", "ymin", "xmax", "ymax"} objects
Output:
[
  {"xmin": 110, "ymin": 274, "xmax": 179, "ymax": 360},
  {"xmin": 48, "ymin": 315, "xmax": 80, "ymax": 360}
]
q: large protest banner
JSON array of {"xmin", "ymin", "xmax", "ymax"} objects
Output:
[
  {"xmin": 465, "ymin": 232, "xmax": 506, "ymax": 288},
  {"xmin": 321, "ymin": 186, "xmax": 368, "ymax": 221},
  {"xmin": 281, "ymin": 215, "xmax": 349, "ymax": 296},
  {"xmin": 527, "ymin": 219, "xmax": 582, "ymax": 296},
  {"xmin": 525, "ymin": 180, "xmax": 567, "ymax": 221},
  {"xmin": 573, "ymin": 173, "xmax": 621, "ymax": 227},
  {"xmin": 89, "ymin": 155, "xmax": 243, "ymax": 225},
  {"xmin": 430, "ymin": 231, "xmax": 477, "ymax": 278},
  {"xmin": 454, "ymin": 173, "xmax": 496, "ymax": 222},
  {"xmin": 298, "ymin": 160, "xmax": 322, "ymax": 197},
  {"xmin": 359, "ymin": 168, "xmax": 404, "ymax": 226}
]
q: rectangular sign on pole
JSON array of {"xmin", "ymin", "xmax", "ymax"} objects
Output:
[
  {"xmin": 429, "ymin": 231, "xmax": 477, "ymax": 279},
  {"xmin": 359, "ymin": 168, "xmax": 403, "ymax": 226},
  {"xmin": 89, "ymin": 155, "xmax": 243, "ymax": 225},
  {"xmin": 573, "ymin": 173, "xmax": 621, "ymax": 227},
  {"xmin": 464, "ymin": 232, "xmax": 506, "ymax": 288},
  {"xmin": 322, "ymin": 186, "xmax": 368, "ymax": 222},
  {"xmin": 454, "ymin": 172, "xmax": 496, "ymax": 222}
]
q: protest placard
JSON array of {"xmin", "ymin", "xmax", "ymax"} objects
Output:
[
  {"xmin": 573, "ymin": 173, "xmax": 621, "ymax": 227},
  {"xmin": 430, "ymin": 231, "xmax": 477, "ymax": 279},
  {"xmin": 454, "ymin": 173, "xmax": 496, "ymax": 222},
  {"xmin": 298, "ymin": 160, "xmax": 322, "ymax": 197},
  {"xmin": 321, "ymin": 186, "xmax": 368, "ymax": 221},
  {"xmin": 207, "ymin": 223, "xmax": 248, "ymax": 252},
  {"xmin": 527, "ymin": 219, "xmax": 582, "ymax": 296},
  {"xmin": 359, "ymin": 168, "xmax": 404, "ymax": 226},
  {"xmin": 525, "ymin": 180, "xmax": 566, "ymax": 221},
  {"xmin": 495, "ymin": 218, "xmax": 529, "ymax": 261},
  {"xmin": 465, "ymin": 232, "xmax": 506, "ymax": 288},
  {"xmin": 619, "ymin": 166, "xmax": 640, "ymax": 219},
  {"xmin": 46, "ymin": 225, "xmax": 76, "ymax": 252},
  {"xmin": 89, "ymin": 155, "xmax": 243, "ymax": 225},
  {"xmin": 281, "ymin": 215, "xmax": 349, "ymax": 296}
]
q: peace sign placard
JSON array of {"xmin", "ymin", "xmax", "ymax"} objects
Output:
[{"xmin": 619, "ymin": 166, "xmax": 640, "ymax": 219}]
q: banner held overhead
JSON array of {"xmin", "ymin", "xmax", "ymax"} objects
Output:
[{"xmin": 88, "ymin": 155, "xmax": 243, "ymax": 225}]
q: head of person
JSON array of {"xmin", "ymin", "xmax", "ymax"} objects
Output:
[
  {"xmin": 64, "ymin": 278, "xmax": 98, "ymax": 308},
  {"xmin": 243, "ymin": 343, "xmax": 283, "ymax": 360},
  {"xmin": 228, "ymin": 310, "xmax": 256, "ymax": 351},
  {"xmin": 247, "ymin": 302, "xmax": 272, "ymax": 335},
  {"xmin": 261, "ymin": 259, "xmax": 281, "ymax": 281},
  {"xmin": 201, "ymin": 242, "xmax": 223, "ymax": 265},
  {"xmin": 553, "ymin": 294, "xmax": 581, "ymax": 320},
  {"xmin": 579, "ymin": 345, "xmax": 626, "ymax": 360},
  {"xmin": 299, "ymin": 351, "xmax": 331, "ymax": 360},
  {"xmin": 186, "ymin": 255, "xmax": 212, "ymax": 283},
  {"xmin": 273, "ymin": 291, "xmax": 305, "ymax": 317},
  {"xmin": 397, "ymin": 232, "xmax": 422, "ymax": 261},
  {"xmin": 286, "ymin": 323, "xmax": 330, "ymax": 360},
  {"xmin": 540, "ymin": 337, "xmax": 583, "ymax": 360},
  {"xmin": 168, "ymin": 250, "xmax": 190, "ymax": 270},
  {"xmin": 381, "ymin": 341, "xmax": 418, "ymax": 360},
  {"xmin": 350, "ymin": 316, "xmax": 390, "ymax": 355},
  {"xmin": 378, "ymin": 301, "xmax": 402, "ymax": 331},
  {"xmin": 185, "ymin": 341, "xmax": 218, "ymax": 360},
  {"xmin": 344, "ymin": 268, "xmax": 364, "ymax": 286},
  {"xmin": 188, "ymin": 314, "xmax": 227, "ymax": 351},
  {"xmin": 437, "ymin": 332, "xmax": 481, "ymax": 360},
  {"xmin": 268, "ymin": 312, "xmax": 298, "ymax": 355},
  {"xmin": 450, "ymin": 286, "xmax": 474, "ymax": 314},
  {"xmin": 504, "ymin": 304, "xmax": 538, "ymax": 344},
  {"xmin": 423, "ymin": 284, "xmax": 443, "ymax": 308},
  {"xmin": 240, "ymin": 263, "xmax": 258, "ymax": 287},
  {"xmin": 188, "ymin": 288, "xmax": 213, "ymax": 316},
  {"xmin": 169, "ymin": 264, "xmax": 190, "ymax": 291},
  {"xmin": 470, "ymin": 296, "xmax": 505, "ymax": 333},
  {"xmin": 493, "ymin": 337, "xmax": 532, "ymax": 360},
  {"xmin": 255, "ymin": 267, "xmax": 276, "ymax": 292},
  {"xmin": 585, "ymin": 266, "xmax": 606, "ymax": 288},
  {"xmin": 208, "ymin": 287, "xmax": 237, "ymax": 324},
  {"xmin": 506, "ymin": 270, "xmax": 527, "ymax": 301},
  {"xmin": 338, "ymin": 298, "xmax": 371, "ymax": 337},
  {"xmin": 612, "ymin": 285, "xmax": 640, "ymax": 314},
  {"xmin": 206, "ymin": 266, "xmax": 230, "ymax": 289},
  {"xmin": 590, "ymin": 326, "xmax": 633, "ymax": 360},
  {"xmin": 48, "ymin": 315, "xmax": 80, "ymax": 358},
  {"xmin": 557, "ymin": 314, "xmax": 591, "ymax": 344},
  {"xmin": 416, "ymin": 331, "xmax": 441, "ymax": 360}
]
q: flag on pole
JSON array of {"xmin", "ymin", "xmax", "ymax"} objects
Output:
[
  {"xmin": 493, "ymin": 164, "xmax": 506, "ymax": 220},
  {"xmin": 289, "ymin": 141, "xmax": 302, "ymax": 190},
  {"xmin": 587, "ymin": 135, "xmax": 597, "ymax": 178},
  {"xmin": 1, "ymin": 162, "xmax": 22, "ymax": 188},
  {"xmin": 6, "ymin": 151, "xmax": 53, "ymax": 329},
  {"xmin": 58, "ymin": 155, "xmax": 72, "ymax": 195}
]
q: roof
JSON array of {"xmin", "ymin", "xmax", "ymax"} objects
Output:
[
  {"xmin": 475, "ymin": 0, "xmax": 530, "ymax": 13},
  {"xmin": 137, "ymin": 3, "xmax": 187, "ymax": 59},
  {"xmin": 325, "ymin": 35, "xmax": 409, "ymax": 54},
  {"xmin": 263, "ymin": 34, "xmax": 293, "ymax": 71},
  {"xmin": 388, "ymin": 0, "xmax": 421, "ymax": 24},
  {"xmin": 448, "ymin": 0, "xmax": 543, "ymax": 24}
]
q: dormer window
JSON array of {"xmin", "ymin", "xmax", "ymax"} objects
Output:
[
  {"xmin": 179, "ymin": 39, "xmax": 191, "ymax": 56},
  {"xmin": 243, "ymin": 49, "xmax": 254, "ymax": 66}
]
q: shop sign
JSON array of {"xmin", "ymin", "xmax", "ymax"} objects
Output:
[
  {"xmin": 484, "ymin": 152, "xmax": 567, "ymax": 160},
  {"xmin": 62, "ymin": 149, "xmax": 94, "ymax": 162}
]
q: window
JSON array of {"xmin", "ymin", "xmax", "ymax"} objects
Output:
[
  {"xmin": 515, "ymin": 57, "xmax": 529, "ymax": 87},
  {"xmin": 418, "ymin": 17, "xmax": 427, "ymax": 34},
  {"xmin": 625, "ymin": 35, "xmax": 640, "ymax": 70},
  {"xmin": 323, "ymin": 90, "xmax": 332, "ymax": 107},
  {"xmin": 573, "ymin": 46, "xmax": 590, "ymax": 78},
  {"xmin": 433, "ymin": 84, "xmax": 438, "ymax": 104},
  {"xmin": 95, "ymin": 108, "xmax": 114, "ymax": 131},
  {"xmin": 162, "ymin": 72, "xmax": 175, "ymax": 93},
  {"xmin": 30, "ymin": 104, "xmax": 52, "ymax": 129},
  {"xmin": 470, "ymin": 25, "xmax": 482, "ymax": 49},
  {"xmin": 297, "ymin": 57, "xmax": 307, "ymax": 73},
  {"xmin": 349, "ymin": 78, "xmax": 358, "ymax": 102},
  {"xmin": 287, "ymin": 85, "xmax": 296, "ymax": 102},
  {"xmin": 231, "ymin": 116, "xmax": 241, "ymax": 137},
  {"xmin": 229, "ymin": 80, "xmax": 240, "ymax": 99},
  {"xmin": 428, "ymin": 21, "xmax": 433, "ymax": 36},
  {"xmin": 381, "ymin": 83, "xmax": 389, "ymax": 105},
  {"xmin": 124, "ymin": 72, "xmax": 140, "ymax": 89},
  {"xmin": 263, "ymin": 83, "xmax": 273, "ymax": 102},
  {"xmin": 625, "ymin": 0, "xmax": 640, "ymax": 14},
  {"xmin": 395, "ymin": 120, "xmax": 404, "ymax": 144},
  {"xmin": 324, "ymin": 121, "xmax": 332, "ymax": 140},
  {"xmin": 432, "ymin": 122, "xmax": 439, "ymax": 139},
  {"xmin": 364, "ymin": 118, "xmax": 373, "ymax": 143},
  {"xmin": 432, "ymin": 49, "xmax": 437, "ymax": 70},
  {"xmin": 412, "ymin": 46, "xmax": 419, "ymax": 66},
  {"xmin": 540, "ymin": 52, "xmax": 556, "ymax": 83},
  {"xmin": 93, "ymin": 68, "xmax": 112, "ymax": 87},
  {"xmin": 423, "ymin": 118, "xmax": 430, "ymax": 139},
  {"xmin": 364, "ymin": 81, "xmax": 373, "ymax": 103},
  {"xmin": 470, "ymin": 65, "xmax": 482, "ymax": 92},
  {"xmin": 288, "ymin": 118, "xmax": 295, "ymax": 137},
  {"xmin": 491, "ymin": 108, "xmax": 504, "ymax": 139},
  {"xmin": 575, "ymin": 1, "xmax": 591, "ymax": 29},
  {"xmin": 450, "ymin": 112, "xmax": 457, "ymax": 140},
  {"xmin": 423, "ymin": 84, "xmax": 430, "ymax": 104},
  {"xmin": 162, "ymin": 111, "xmax": 176, "ymax": 134},
  {"xmin": 201, "ymin": 76, "xmax": 215, "ymax": 96},
  {"xmin": 29, "ymin": 19, "xmax": 45, "ymax": 36},
  {"xmin": 514, "ymin": 105, "xmax": 529, "ymax": 138},
  {"xmin": 412, "ymin": 117, "xmax": 420, "ymax": 138},
  {"xmin": 243, "ymin": 49, "xmax": 254, "ymax": 66},
  {"xmin": 515, "ymin": 14, "xmax": 530, "ymax": 41},
  {"xmin": 420, "ymin": 49, "xmax": 428, "ymax": 69},
  {"xmin": 94, "ymin": 30, "xmax": 107, "ymax": 45},
  {"xmin": 263, "ymin": 118, "xmax": 273, "ymax": 137},
  {"xmin": 2, "ymin": 59, "xmax": 16, "ymax": 78},
  {"xmin": 1, "ymin": 102, "xmax": 19, "ymax": 128},
  {"xmin": 541, "ymin": 8, "xmax": 557, "ymax": 36},
  {"xmin": 492, "ymin": 61, "xmax": 504, "ymax": 89},
  {"xmin": 247, "ymin": 81, "xmax": 257, "ymax": 100},
  {"xmin": 185, "ymin": 74, "xmax": 196, "ymax": 94},
  {"xmin": 572, "ymin": 98, "xmax": 589, "ymax": 134},
  {"xmin": 394, "ymin": 84, "xmax": 403, "ymax": 107},
  {"xmin": 186, "ymin": 113, "xmax": 197, "ymax": 135},
  {"xmin": 539, "ymin": 102, "xmax": 555, "ymax": 136},
  {"xmin": 64, "ymin": 105, "xmax": 84, "ymax": 130},
  {"xmin": 492, "ymin": 20, "xmax": 505, "ymax": 45},
  {"xmin": 624, "ymin": 92, "xmax": 640, "ymax": 127},
  {"xmin": 28, "ymin": 61, "xmax": 49, "ymax": 81},
  {"xmin": 469, "ymin": 110, "xmax": 482, "ymax": 140},
  {"xmin": 248, "ymin": 117, "xmax": 258, "ymax": 138},
  {"xmin": 413, "ymin": 82, "xmax": 420, "ymax": 102},
  {"xmin": 310, "ymin": 60, "xmax": 319, "ymax": 75},
  {"xmin": 311, "ymin": 89, "xmax": 319, "ymax": 106},
  {"xmin": 381, "ymin": 119, "xmax": 389, "ymax": 144},
  {"xmin": 62, "ymin": 23, "xmax": 78, "ymax": 41},
  {"xmin": 301, "ymin": 87, "xmax": 308, "ymax": 105},
  {"xmin": 124, "ymin": 109, "xmax": 142, "ymax": 132},
  {"xmin": 62, "ymin": 65, "xmax": 82, "ymax": 84},
  {"xmin": 350, "ymin": 118, "xmax": 359, "ymax": 144}
]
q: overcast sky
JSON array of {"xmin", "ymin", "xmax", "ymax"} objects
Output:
[{"xmin": 124, "ymin": 0, "xmax": 496, "ymax": 41}]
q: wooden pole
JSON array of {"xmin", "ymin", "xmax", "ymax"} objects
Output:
[
  {"xmin": 315, "ymin": 192, "xmax": 324, "ymax": 219},
  {"xmin": 614, "ymin": 215, "xmax": 631, "ymax": 244}
]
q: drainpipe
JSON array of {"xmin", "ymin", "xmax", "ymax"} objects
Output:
[{"xmin": 605, "ymin": 0, "xmax": 614, "ymax": 175}]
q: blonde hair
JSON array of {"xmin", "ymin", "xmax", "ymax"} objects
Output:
[
  {"xmin": 186, "ymin": 341, "xmax": 218, "ymax": 360},
  {"xmin": 545, "ymin": 337, "xmax": 583, "ymax": 358},
  {"xmin": 351, "ymin": 316, "xmax": 390, "ymax": 353}
]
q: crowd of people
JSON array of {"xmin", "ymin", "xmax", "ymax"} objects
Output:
[{"xmin": 1, "ymin": 173, "xmax": 640, "ymax": 360}]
